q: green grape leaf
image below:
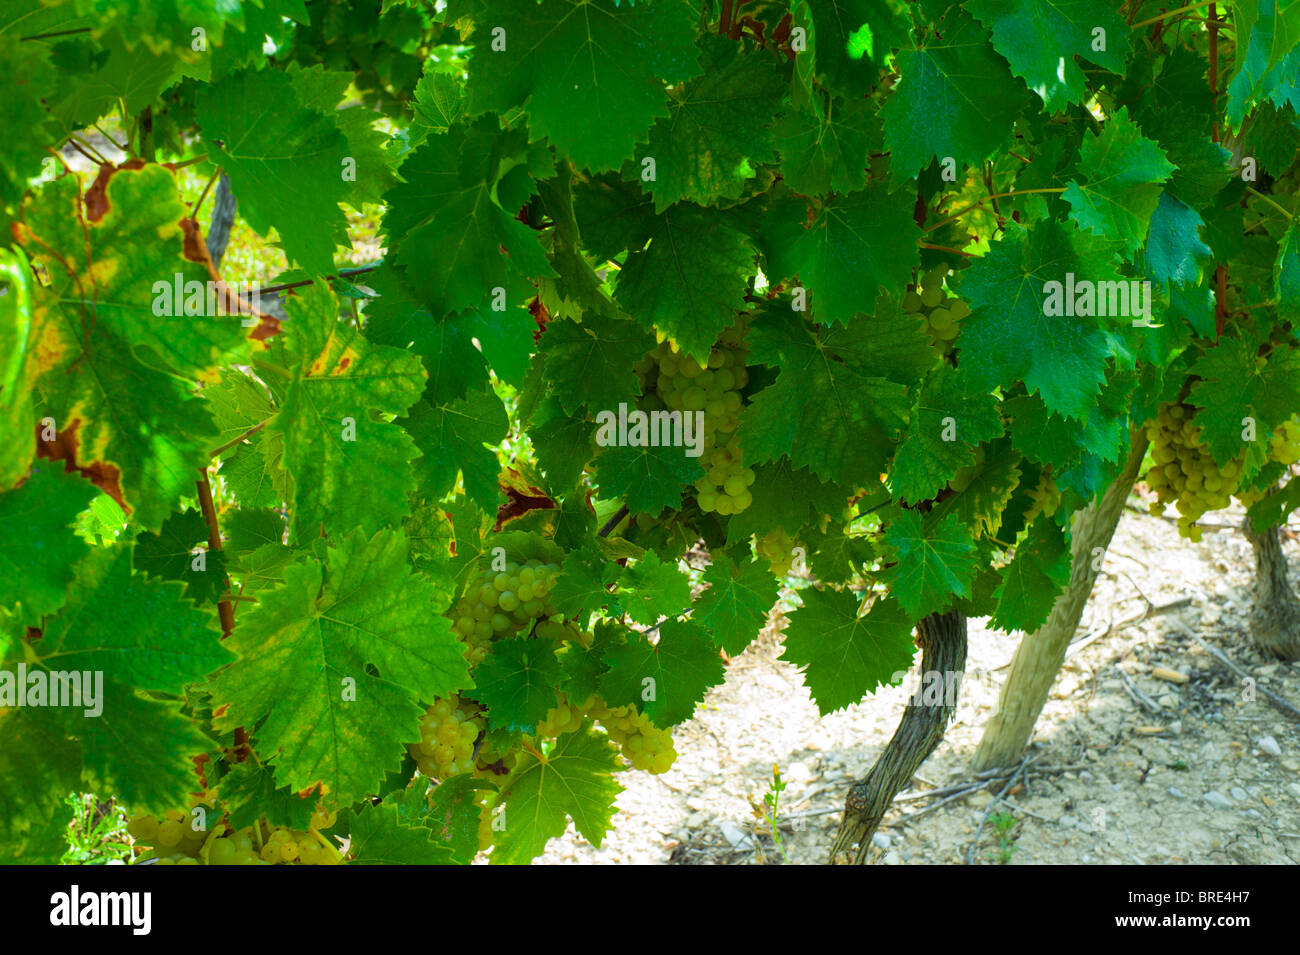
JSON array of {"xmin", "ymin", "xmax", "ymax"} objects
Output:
[
  {"xmin": 33, "ymin": 548, "xmax": 231, "ymax": 814},
  {"xmin": 694, "ymin": 552, "xmax": 778, "ymax": 655},
  {"xmin": 803, "ymin": 0, "xmax": 906, "ymax": 94},
  {"xmin": 570, "ymin": 172, "xmax": 657, "ymax": 263},
  {"xmin": 636, "ymin": 35, "xmax": 785, "ymax": 210},
  {"xmin": 739, "ymin": 307, "xmax": 911, "ymax": 484},
  {"xmin": 532, "ymin": 397, "xmax": 594, "ymax": 494},
  {"xmin": 0, "ymin": 34, "xmax": 59, "ymax": 214},
  {"xmin": 1188, "ymin": 335, "xmax": 1300, "ymax": 467},
  {"xmin": 537, "ymin": 316, "xmax": 656, "ymax": 416},
  {"xmin": 0, "ymin": 706, "xmax": 81, "ymax": 842},
  {"xmin": 725, "ymin": 458, "xmax": 848, "ymax": 544},
  {"xmin": 218, "ymin": 762, "xmax": 316, "ymax": 832},
  {"xmin": 890, "ymin": 364, "xmax": 1005, "ymax": 505},
  {"xmin": 344, "ymin": 801, "xmax": 455, "ymax": 864},
  {"xmin": 15, "ymin": 167, "xmax": 250, "ymax": 530},
  {"xmin": 224, "ymin": 508, "xmax": 288, "ymax": 557},
  {"xmin": 1277, "ymin": 220, "xmax": 1300, "ymax": 319},
  {"xmin": 466, "ymin": 0, "xmax": 702, "ymax": 172},
  {"xmin": 218, "ymin": 431, "xmax": 287, "ymax": 512},
  {"xmin": 0, "ymin": 246, "xmax": 37, "ymax": 490},
  {"xmin": 472, "ymin": 636, "xmax": 564, "ymax": 734},
  {"xmin": 413, "ymin": 70, "xmax": 467, "ymax": 136},
  {"xmin": 286, "ymin": 63, "xmax": 399, "ymax": 207},
  {"xmin": 594, "ymin": 438, "xmax": 703, "ymax": 517},
  {"xmin": 619, "ymin": 551, "xmax": 691, "ymax": 627},
  {"xmin": 197, "ymin": 67, "xmax": 351, "ymax": 274},
  {"xmin": 940, "ymin": 443, "xmax": 1023, "ymax": 539},
  {"xmin": 361, "ymin": 267, "xmax": 485, "ymax": 405},
  {"xmin": 599, "ymin": 620, "xmax": 724, "ymax": 726},
  {"xmin": 550, "ymin": 546, "xmax": 622, "ymax": 626},
  {"xmin": 1226, "ymin": 0, "xmax": 1300, "ymax": 125},
  {"xmin": 1063, "ymin": 107, "xmax": 1175, "ymax": 253},
  {"xmin": 38, "ymin": 547, "xmax": 231, "ymax": 691},
  {"xmin": 989, "ymin": 517, "xmax": 1072, "ymax": 633},
  {"xmin": 763, "ymin": 183, "xmax": 920, "ymax": 325},
  {"xmin": 49, "ymin": 32, "xmax": 183, "ymax": 131},
  {"xmin": 774, "ymin": 92, "xmax": 876, "ymax": 196},
  {"xmin": 880, "ymin": 6, "xmax": 1029, "ymax": 182},
  {"xmin": 270, "ymin": 281, "xmax": 425, "ymax": 540},
  {"xmin": 1145, "ymin": 193, "xmax": 1214, "ymax": 287},
  {"xmin": 558, "ymin": 621, "xmax": 622, "ymax": 705},
  {"xmin": 466, "ymin": 304, "xmax": 538, "ymax": 388},
  {"xmin": 204, "ymin": 371, "xmax": 275, "ymax": 451},
  {"xmin": 63, "ymin": 0, "xmax": 244, "ymax": 54},
  {"xmin": 382, "ymin": 116, "xmax": 554, "ymax": 317},
  {"xmin": 133, "ymin": 509, "xmax": 228, "ymax": 606},
  {"xmin": 615, "ymin": 203, "xmax": 756, "ymax": 365},
  {"xmin": 1140, "ymin": 104, "xmax": 1234, "ymax": 210},
  {"xmin": 426, "ymin": 774, "xmax": 497, "ymax": 864},
  {"xmin": 957, "ymin": 218, "xmax": 1124, "ymax": 421},
  {"xmin": 882, "ymin": 509, "xmax": 979, "ymax": 618},
  {"xmin": 490, "ymin": 726, "xmax": 623, "ymax": 864},
  {"xmin": 1004, "ymin": 394, "xmax": 1084, "ymax": 470},
  {"xmin": 404, "ymin": 387, "xmax": 508, "ymax": 515},
  {"xmin": 0, "ymin": 466, "xmax": 95, "ymax": 625},
  {"xmin": 210, "ymin": 529, "xmax": 470, "ymax": 807},
  {"xmin": 965, "ymin": 0, "xmax": 1131, "ymax": 113},
  {"xmin": 807, "ymin": 521, "xmax": 879, "ymax": 583},
  {"xmin": 1239, "ymin": 102, "xmax": 1300, "ymax": 178},
  {"xmin": 780, "ymin": 590, "xmax": 916, "ymax": 716}
]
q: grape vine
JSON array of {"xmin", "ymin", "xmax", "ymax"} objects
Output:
[{"xmin": 0, "ymin": 0, "xmax": 1297, "ymax": 868}]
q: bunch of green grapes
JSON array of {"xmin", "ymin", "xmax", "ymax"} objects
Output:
[
  {"xmin": 1268, "ymin": 416, "xmax": 1300, "ymax": 466},
  {"xmin": 503, "ymin": 692, "xmax": 679, "ymax": 775},
  {"xmin": 473, "ymin": 733, "xmax": 522, "ymax": 780},
  {"xmin": 126, "ymin": 809, "xmax": 207, "ymax": 860},
  {"xmin": 535, "ymin": 693, "xmax": 586, "ymax": 737},
  {"xmin": 755, "ymin": 526, "xmax": 801, "ymax": 576},
  {"xmin": 1237, "ymin": 415, "xmax": 1300, "ymax": 506},
  {"xmin": 1024, "ymin": 470, "xmax": 1061, "ymax": 522},
  {"xmin": 477, "ymin": 792, "xmax": 501, "ymax": 851},
  {"xmin": 903, "ymin": 264, "xmax": 971, "ymax": 356},
  {"xmin": 533, "ymin": 615, "xmax": 590, "ymax": 646},
  {"xmin": 410, "ymin": 694, "xmax": 483, "ymax": 780},
  {"xmin": 247, "ymin": 818, "xmax": 342, "ymax": 866},
  {"xmin": 128, "ymin": 807, "xmax": 342, "ymax": 865},
  {"xmin": 449, "ymin": 559, "xmax": 562, "ymax": 663},
  {"xmin": 586, "ymin": 696, "xmax": 677, "ymax": 774},
  {"xmin": 648, "ymin": 316, "xmax": 756, "ymax": 516},
  {"xmin": 1144, "ymin": 402, "xmax": 1243, "ymax": 541}
]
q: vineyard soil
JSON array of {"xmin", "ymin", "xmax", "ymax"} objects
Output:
[{"xmin": 543, "ymin": 495, "xmax": 1300, "ymax": 865}]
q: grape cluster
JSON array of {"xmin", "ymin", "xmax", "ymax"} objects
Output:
[
  {"xmin": 477, "ymin": 793, "xmax": 501, "ymax": 851},
  {"xmin": 449, "ymin": 559, "xmax": 562, "ymax": 664},
  {"xmin": 1144, "ymin": 402, "xmax": 1243, "ymax": 541},
  {"xmin": 535, "ymin": 694, "xmax": 586, "ymax": 737},
  {"xmin": 127, "ymin": 807, "xmax": 341, "ymax": 865},
  {"xmin": 641, "ymin": 316, "xmax": 755, "ymax": 515},
  {"xmin": 903, "ymin": 265, "xmax": 970, "ymax": 356},
  {"xmin": 534, "ymin": 615, "xmax": 590, "ymax": 646},
  {"xmin": 755, "ymin": 526, "xmax": 800, "ymax": 577},
  {"xmin": 469, "ymin": 692, "xmax": 678, "ymax": 856},
  {"xmin": 411, "ymin": 695, "xmax": 483, "ymax": 780},
  {"xmin": 1268, "ymin": 417, "xmax": 1300, "ymax": 466},
  {"xmin": 586, "ymin": 696, "xmax": 677, "ymax": 774},
  {"xmin": 1237, "ymin": 415, "xmax": 1300, "ymax": 506},
  {"xmin": 473, "ymin": 733, "xmax": 522, "ymax": 780},
  {"xmin": 529, "ymin": 693, "xmax": 677, "ymax": 774}
]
